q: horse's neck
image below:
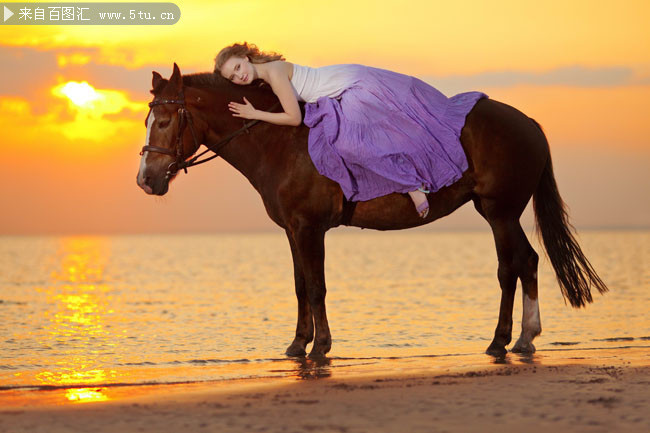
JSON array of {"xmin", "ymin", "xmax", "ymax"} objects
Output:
[
  {"xmin": 217, "ymin": 130, "xmax": 268, "ymax": 190},
  {"xmin": 193, "ymin": 84, "xmax": 279, "ymax": 191},
  {"xmin": 202, "ymin": 102, "xmax": 268, "ymax": 190}
]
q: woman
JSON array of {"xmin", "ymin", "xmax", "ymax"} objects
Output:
[{"xmin": 215, "ymin": 42, "xmax": 487, "ymax": 218}]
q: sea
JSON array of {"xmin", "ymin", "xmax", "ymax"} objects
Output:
[{"xmin": 1, "ymin": 229, "xmax": 648, "ymax": 403}]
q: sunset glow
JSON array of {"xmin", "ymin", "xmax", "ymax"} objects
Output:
[
  {"xmin": 48, "ymin": 81, "xmax": 145, "ymax": 142},
  {"xmin": 56, "ymin": 81, "xmax": 100, "ymax": 107},
  {"xmin": 0, "ymin": 0, "xmax": 647, "ymax": 233}
]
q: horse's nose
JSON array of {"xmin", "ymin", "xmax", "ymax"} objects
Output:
[{"xmin": 138, "ymin": 174, "xmax": 154, "ymax": 194}]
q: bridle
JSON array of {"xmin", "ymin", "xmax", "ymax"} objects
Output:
[{"xmin": 140, "ymin": 89, "xmax": 280, "ymax": 180}]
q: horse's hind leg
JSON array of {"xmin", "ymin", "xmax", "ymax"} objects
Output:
[
  {"xmin": 512, "ymin": 242, "xmax": 542, "ymax": 353},
  {"xmin": 480, "ymin": 202, "xmax": 536, "ymax": 356},
  {"xmin": 285, "ymin": 231, "xmax": 314, "ymax": 357}
]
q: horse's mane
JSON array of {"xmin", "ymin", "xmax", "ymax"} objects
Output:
[
  {"xmin": 180, "ymin": 72, "xmax": 281, "ymax": 107},
  {"xmin": 182, "ymin": 72, "xmax": 229, "ymax": 88},
  {"xmin": 182, "ymin": 72, "xmax": 272, "ymax": 93}
]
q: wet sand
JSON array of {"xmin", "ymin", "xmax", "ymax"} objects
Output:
[{"xmin": 1, "ymin": 349, "xmax": 649, "ymax": 433}]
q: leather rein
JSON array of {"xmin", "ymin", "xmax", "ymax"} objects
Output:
[{"xmin": 140, "ymin": 90, "xmax": 280, "ymax": 180}]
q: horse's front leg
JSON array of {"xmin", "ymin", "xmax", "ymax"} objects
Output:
[
  {"xmin": 289, "ymin": 226, "xmax": 331, "ymax": 358},
  {"xmin": 285, "ymin": 231, "xmax": 314, "ymax": 357}
]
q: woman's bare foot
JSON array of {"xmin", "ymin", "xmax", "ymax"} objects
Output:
[{"xmin": 408, "ymin": 188, "xmax": 429, "ymax": 218}]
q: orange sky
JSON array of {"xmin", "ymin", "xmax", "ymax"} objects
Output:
[{"xmin": 0, "ymin": 0, "xmax": 648, "ymax": 234}]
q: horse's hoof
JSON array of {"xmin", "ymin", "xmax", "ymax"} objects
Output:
[
  {"xmin": 308, "ymin": 342, "xmax": 331, "ymax": 359},
  {"xmin": 511, "ymin": 339, "xmax": 536, "ymax": 354},
  {"xmin": 307, "ymin": 349, "xmax": 327, "ymax": 359},
  {"xmin": 285, "ymin": 343, "xmax": 307, "ymax": 357},
  {"xmin": 486, "ymin": 342, "xmax": 507, "ymax": 357}
]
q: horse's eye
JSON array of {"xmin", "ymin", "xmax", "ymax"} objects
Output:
[{"xmin": 158, "ymin": 120, "xmax": 170, "ymax": 128}]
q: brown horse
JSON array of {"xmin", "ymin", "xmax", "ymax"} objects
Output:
[{"xmin": 136, "ymin": 64, "xmax": 608, "ymax": 357}]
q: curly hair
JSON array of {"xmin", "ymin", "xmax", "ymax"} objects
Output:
[{"xmin": 214, "ymin": 42, "xmax": 285, "ymax": 74}]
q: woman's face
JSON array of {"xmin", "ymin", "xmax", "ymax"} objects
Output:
[{"xmin": 221, "ymin": 55, "xmax": 254, "ymax": 85}]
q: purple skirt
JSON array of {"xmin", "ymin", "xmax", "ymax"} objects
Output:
[{"xmin": 303, "ymin": 65, "xmax": 487, "ymax": 201}]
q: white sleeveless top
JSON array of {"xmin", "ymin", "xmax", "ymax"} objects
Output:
[{"xmin": 290, "ymin": 63, "xmax": 362, "ymax": 103}]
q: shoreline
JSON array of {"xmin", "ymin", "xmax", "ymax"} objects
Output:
[
  {"xmin": 1, "ymin": 347, "xmax": 649, "ymax": 433},
  {"xmin": 4, "ymin": 344, "xmax": 647, "ymax": 405}
]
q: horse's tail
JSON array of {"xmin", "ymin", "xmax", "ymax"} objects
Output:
[{"xmin": 531, "ymin": 120, "xmax": 608, "ymax": 307}]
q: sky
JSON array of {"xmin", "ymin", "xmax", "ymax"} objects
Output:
[{"xmin": 0, "ymin": 0, "xmax": 648, "ymax": 235}]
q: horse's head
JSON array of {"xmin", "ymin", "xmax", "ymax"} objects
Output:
[{"xmin": 137, "ymin": 63, "xmax": 203, "ymax": 195}]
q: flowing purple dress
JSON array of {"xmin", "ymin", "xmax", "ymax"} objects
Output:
[{"xmin": 290, "ymin": 63, "xmax": 487, "ymax": 201}]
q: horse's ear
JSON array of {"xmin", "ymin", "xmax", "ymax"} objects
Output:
[
  {"xmin": 152, "ymin": 71, "xmax": 163, "ymax": 89},
  {"xmin": 151, "ymin": 71, "xmax": 166, "ymax": 94},
  {"xmin": 169, "ymin": 63, "xmax": 182, "ymax": 92}
]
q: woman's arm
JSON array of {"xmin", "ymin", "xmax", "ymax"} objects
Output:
[{"xmin": 228, "ymin": 63, "xmax": 302, "ymax": 126}]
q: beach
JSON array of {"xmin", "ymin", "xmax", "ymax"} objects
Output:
[
  {"xmin": 1, "ymin": 231, "xmax": 648, "ymax": 432},
  {"xmin": 2, "ymin": 348, "xmax": 649, "ymax": 433}
]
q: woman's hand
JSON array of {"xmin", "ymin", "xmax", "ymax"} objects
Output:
[{"xmin": 228, "ymin": 97, "xmax": 258, "ymax": 120}]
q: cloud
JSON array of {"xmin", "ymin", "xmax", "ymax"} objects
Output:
[
  {"xmin": 426, "ymin": 66, "xmax": 644, "ymax": 95},
  {"xmin": 49, "ymin": 81, "xmax": 145, "ymax": 141},
  {"xmin": 6, "ymin": 45, "xmax": 647, "ymax": 102},
  {"xmin": 0, "ymin": 46, "xmax": 196, "ymax": 103},
  {"xmin": 0, "ymin": 50, "xmax": 151, "ymax": 150},
  {"xmin": 0, "ymin": 46, "xmax": 59, "ymax": 99}
]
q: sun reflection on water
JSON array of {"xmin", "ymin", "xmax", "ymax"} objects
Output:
[
  {"xmin": 65, "ymin": 388, "xmax": 109, "ymax": 403},
  {"xmin": 36, "ymin": 237, "xmax": 119, "ymax": 403}
]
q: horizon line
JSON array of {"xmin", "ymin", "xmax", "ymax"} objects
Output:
[{"xmin": 1, "ymin": 225, "xmax": 648, "ymax": 238}]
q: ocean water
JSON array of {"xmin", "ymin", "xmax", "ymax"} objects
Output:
[{"xmin": 0, "ymin": 230, "xmax": 648, "ymax": 401}]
